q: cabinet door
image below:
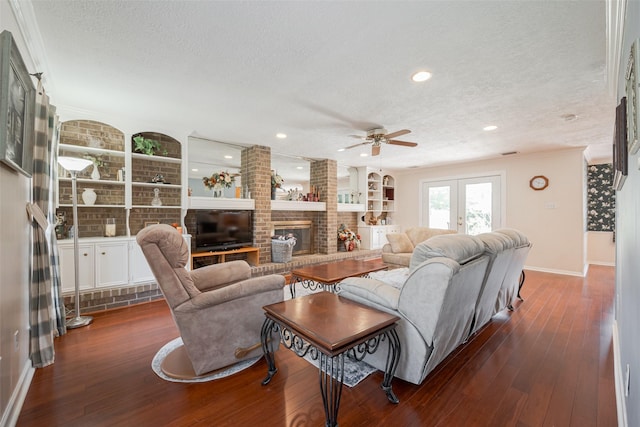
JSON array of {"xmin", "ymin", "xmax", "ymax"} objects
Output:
[
  {"xmin": 95, "ymin": 242, "xmax": 129, "ymax": 287},
  {"xmin": 58, "ymin": 243, "xmax": 95, "ymax": 292},
  {"xmin": 358, "ymin": 226, "xmax": 373, "ymax": 250},
  {"xmin": 129, "ymin": 241, "xmax": 155, "ymax": 284}
]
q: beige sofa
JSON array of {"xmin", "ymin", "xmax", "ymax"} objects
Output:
[
  {"xmin": 338, "ymin": 229, "xmax": 530, "ymax": 385},
  {"xmin": 382, "ymin": 227, "xmax": 457, "ymax": 267}
]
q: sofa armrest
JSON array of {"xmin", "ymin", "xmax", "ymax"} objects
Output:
[
  {"xmin": 190, "ymin": 260, "xmax": 252, "ymax": 292},
  {"xmin": 381, "ymin": 243, "xmax": 393, "ymax": 254},
  {"xmin": 178, "ymin": 274, "xmax": 285, "ymax": 312},
  {"xmin": 339, "ymin": 277, "xmax": 401, "ymax": 310}
]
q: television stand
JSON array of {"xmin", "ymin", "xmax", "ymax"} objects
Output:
[{"xmin": 190, "ymin": 247, "xmax": 260, "ymax": 270}]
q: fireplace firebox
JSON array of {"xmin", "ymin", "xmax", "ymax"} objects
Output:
[{"xmin": 272, "ymin": 221, "xmax": 313, "ymax": 256}]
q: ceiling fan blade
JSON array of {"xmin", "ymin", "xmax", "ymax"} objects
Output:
[
  {"xmin": 384, "ymin": 129, "xmax": 411, "ymax": 140},
  {"xmin": 372, "ymin": 145, "xmax": 381, "ymax": 156},
  {"xmin": 387, "ymin": 139, "xmax": 418, "ymax": 147},
  {"xmin": 345, "ymin": 141, "xmax": 371, "ymax": 149},
  {"xmin": 348, "ymin": 134, "xmax": 367, "ymax": 139}
]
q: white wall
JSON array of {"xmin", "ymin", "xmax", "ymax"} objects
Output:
[
  {"xmin": 614, "ymin": 1, "xmax": 640, "ymax": 425},
  {"xmin": 0, "ymin": 2, "xmax": 35, "ymax": 425},
  {"xmin": 391, "ymin": 148, "xmax": 588, "ymax": 275}
]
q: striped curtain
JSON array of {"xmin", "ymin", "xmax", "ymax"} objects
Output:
[{"xmin": 29, "ymin": 81, "xmax": 60, "ymax": 368}]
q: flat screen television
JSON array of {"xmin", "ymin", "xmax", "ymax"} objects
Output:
[{"xmin": 195, "ymin": 210, "xmax": 253, "ymax": 252}]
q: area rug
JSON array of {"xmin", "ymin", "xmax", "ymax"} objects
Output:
[
  {"xmin": 301, "ymin": 353, "xmax": 378, "ymax": 388},
  {"xmin": 151, "ymin": 337, "xmax": 261, "ymax": 383}
]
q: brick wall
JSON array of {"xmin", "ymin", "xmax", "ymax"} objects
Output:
[
  {"xmin": 310, "ymin": 159, "xmax": 337, "ymax": 254},
  {"xmin": 241, "ymin": 145, "xmax": 272, "ymax": 263}
]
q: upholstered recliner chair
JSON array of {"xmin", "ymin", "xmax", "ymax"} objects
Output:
[{"xmin": 137, "ymin": 224, "xmax": 285, "ymax": 378}]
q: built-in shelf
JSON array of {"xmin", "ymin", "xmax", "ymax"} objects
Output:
[
  {"xmin": 337, "ymin": 203, "xmax": 366, "ymax": 212},
  {"xmin": 131, "ymin": 182, "xmax": 182, "ymax": 189},
  {"xmin": 58, "ymin": 144, "xmax": 124, "ymax": 157},
  {"xmin": 59, "ymin": 177, "xmax": 125, "ymax": 185},
  {"xmin": 131, "ymin": 205, "xmax": 182, "ymax": 209},
  {"xmin": 131, "ymin": 153, "xmax": 182, "ymax": 164},
  {"xmin": 59, "ymin": 204, "xmax": 125, "ymax": 208},
  {"xmin": 271, "ymin": 200, "xmax": 326, "ymax": 211},
  {"xmin": 188, "ymin": 197, "xmax": 255, "ymax": 210}
]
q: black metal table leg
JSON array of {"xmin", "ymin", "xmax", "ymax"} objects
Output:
[
  {"xmin": 318, "ymin": 352, "xmax": 344, "ymax": 427},
  {"xmin": 381, "ymin": 329, "xmax": 401, "ymax": 404},
  {"xmin": 260, "ymin": 318, "xmax": 278, "ymax": 385},
  {"xmin": 517, "ymin": 270, "xmax": 526, "ymax": 301}
]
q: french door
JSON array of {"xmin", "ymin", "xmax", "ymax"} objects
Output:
[{"xmin": 421, "ymin": 175, "xmax": 502, "ymax": 235}]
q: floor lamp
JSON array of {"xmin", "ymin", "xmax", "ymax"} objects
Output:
[{"xmin": 58, "ymin": 156, "xmax": 94, "ymax": 329}]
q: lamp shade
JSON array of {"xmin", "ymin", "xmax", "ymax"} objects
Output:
[{"xmin": 58, "ymin": 156, "xmax": 93, "ymax": 172}]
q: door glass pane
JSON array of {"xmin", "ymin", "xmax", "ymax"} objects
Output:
[
  {"xmin": 428, "ymin": 186, "xmax": 451, "ymax": 229},
  {"xmin": 465, "ymin": 182, "xmax": 492, "ymax": 235}
]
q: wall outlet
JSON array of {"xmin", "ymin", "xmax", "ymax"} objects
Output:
[
  {"xmin": 14, "ymin": 330, "xmax": 19, "ymax": 351},
  {"xmin": 545, "ymin": 202, "xmax": 557, "ymax": 209}
]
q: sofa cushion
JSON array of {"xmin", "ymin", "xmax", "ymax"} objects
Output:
[
  {"xmin": 381, "ymin": 252, "xmax": 413, "ymax": 267},
  {"xmin": 410, "ymin": 234, "xmax": 485, "ymax": 270},
  {"xmin": 405, "ymin": 227, "xmax": 457, "ymax": 247},
  {"xmin": 386, "ymin": 233, "xmax": 414, "ymax": 253}
]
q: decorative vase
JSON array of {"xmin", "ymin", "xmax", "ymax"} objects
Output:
[
  {"xmin": 91, "ymin": 164, "xmax": 100, "ymax": 180},
  {"xmin": 271, "ymin": 187, "xmax": 276, "ymax": 200},
  {"xmin": 151, "ymin": 188, "xmax": 163, "ymax": 206},
  {"xmin": 344, "ymin": 241, "xmax": 350, "ymax": 252},
  {"xmin": 82, "ymin": 188, "xmax": 97, "ymax": 206},
  {"xmin": 213, "ymin": 185, "xmax": 223, "ymax": 198}
]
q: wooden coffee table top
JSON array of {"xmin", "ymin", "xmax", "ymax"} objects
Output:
[
  {"xmin": 290, "ymin": 258, "xmax": 387, "ymax": 285},
  {"xmin": 263, "ymin": 292, "xmax": 399, "ymax": 356}
]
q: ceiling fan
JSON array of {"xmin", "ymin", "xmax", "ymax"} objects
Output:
[{"xmin": 344, "ymin": 128, "xmax": 418, "ymax": 156}]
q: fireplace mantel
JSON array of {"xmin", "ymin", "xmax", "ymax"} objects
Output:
[
  {"xmin": 271, "ymin": 200, "xmax": 326, "ymax": 211},
  {"xmin": 188, "ymin": 197, "xmax": 255, "ymax": 210}
]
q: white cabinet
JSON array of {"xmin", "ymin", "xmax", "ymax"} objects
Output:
[
  {"xmin": 95, "ymin": 241, "xmax": 129, "ymax": 287},
  {"xmin": 58, "ymin": 238, "xmax": 129, "ymax": 292},
  {"xmin": 129, "ymin": 241, "xmax": 155, "ymax": 284},
  {"xmin": 59, "ymin": 243, "xmax": 95, "ymax": 292},
  {"xmin": 358, "ymin": 225, "xmax": 401, "ymax": 250}
]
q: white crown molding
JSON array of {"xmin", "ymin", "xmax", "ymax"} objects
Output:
[
  {"xmin": 605, "ymin": 0, "xmax": 627, "ymax": 98},
  {"xmin": 8, "ymin": 0, "xmax": 56, "ymax": 96}
]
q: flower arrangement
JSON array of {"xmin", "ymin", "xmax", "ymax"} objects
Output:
[
  {"xmin": 271, "ymin": 171, "xmax": 284, "ymax": 189},
  {"xmin": 203, "ymin": 171, "xmax": 235, "ymax": 189},
  {"xmin": 337, "ymin": 223, "xmax": 360, "ymax": 242}
]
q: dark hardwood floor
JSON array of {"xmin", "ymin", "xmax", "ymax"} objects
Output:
[{"xmin": 17, "ymin": 266, "xmax": 617, "ymax": 427}]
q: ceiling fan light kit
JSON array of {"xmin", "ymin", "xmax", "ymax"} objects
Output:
[{"xmin": 344, "ymin": 128, "xmax": 418, "ymax": 156}]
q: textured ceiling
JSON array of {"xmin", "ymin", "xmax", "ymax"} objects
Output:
[{"xmin": 27, "ymin": 1, "xmax": 614, "ymax": 179}]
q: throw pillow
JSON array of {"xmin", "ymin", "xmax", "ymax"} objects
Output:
[{"xmin": 386, "ymin": 233, "xmax": 414, "ymax": 253}]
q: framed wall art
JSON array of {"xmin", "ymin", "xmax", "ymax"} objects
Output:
[
  {"xmin": 626, "ymin": 38, "xmax": 639, "ymax": 155},
  {"xmin": 613, "ymin": 97, "xmax": 628, "ymax": 191},
  {"xmin": 0, "ymin": 30, "xmax": 35, "ymax": 177}
]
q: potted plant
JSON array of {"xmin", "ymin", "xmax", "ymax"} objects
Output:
[{"xmin": 133, "ymin": 135, "xmax": 168, "ymax": 156}]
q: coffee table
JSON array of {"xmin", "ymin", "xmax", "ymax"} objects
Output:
[
  {"xmin": 289, "ymin": 258, "xmax": 387, "ymax": 297},
  {"xmin": 260, "ymin": 292, "xmax": 401, "ymax": 427}
]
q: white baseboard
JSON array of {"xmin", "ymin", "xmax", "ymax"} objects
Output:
[
  {"xmin": 587, "ymin": 260, "xmax": 616, "ymax": 267},
  {"xmin": 0, "ymin": 360, "xmax": 34, "ymax": 427},
  {"xmin": 613, "ymin": 320, "xmax": 628, "ymax": 427},
  {"xmin": 523, "ymin": 265, "xmax": 585, "ymax": 277}
]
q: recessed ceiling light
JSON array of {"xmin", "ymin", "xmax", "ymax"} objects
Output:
[
  {"xmin": 337, "ymin": 148, "xmax": 345, "ymax": 152},
  {"xmin": 296, "ymin": 166, "xmax": 303, "ymax": 170},
  {"xmin": 561, "ymin": 113, "xmax": 578, "ymax": 122},
  {"xmin": 276, "ymin": 133, "xmax": 287, "ymax": 139},
  {"xmin": 360, "ymin": 153, "xmax": 368, "ymax": 157},
  {"xmin": 483, "ymin": 125, "xmax": 498, "ymax": 131},
  {"xmin": 224, "ymin": 155, "xmax": 233, "ymax": 159},
  {"xmin": 191, "ymin": 168, "xmax": 198, "ymax": 172},
  {"xmin": 411, "ymin": 71, "xmax": 432, "ymax": 82}
]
